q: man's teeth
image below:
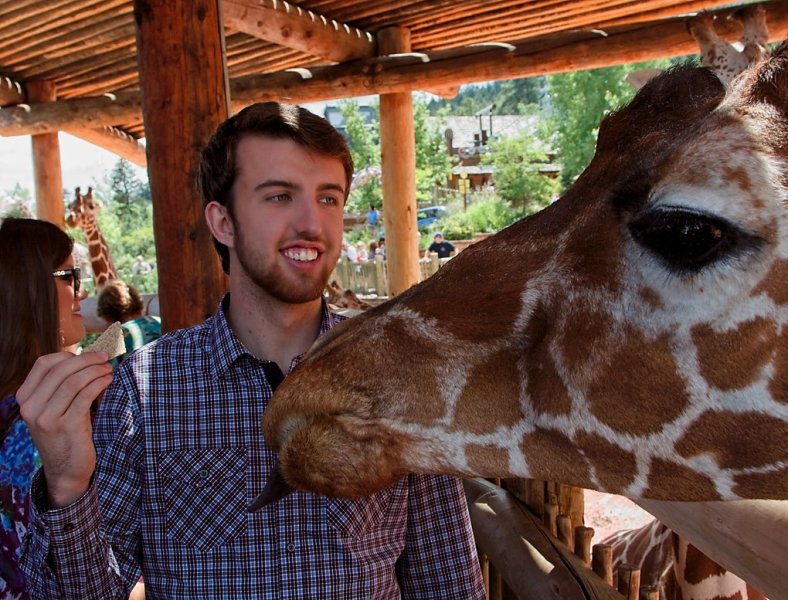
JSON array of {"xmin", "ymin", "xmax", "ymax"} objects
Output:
[{"xmin": 284, "ymin": 248, "xmax": 318, "ymax": 261}]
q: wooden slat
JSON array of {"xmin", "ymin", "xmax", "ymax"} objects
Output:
[
  {"xmin": 4, "ymin": 0, "xmax": 788, "ymax": 136},
  {"xmin": 223, "ymin": 0, "xmax": 375, "ymax": 62}
]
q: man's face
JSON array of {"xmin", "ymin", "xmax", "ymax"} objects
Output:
[
  {"xmin": 227, "ymin": 135, "xmax": 346, "ymax": 304},
  {"xmin": 434, "ymin": 235, "xmax": 443, "ymax": 243}
]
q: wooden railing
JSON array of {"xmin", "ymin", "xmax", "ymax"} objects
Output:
[
  {"xmin": 466, "ymin": 478, "xmax": 655, "ymax": 600},
  {"xmin": 331, "ymin": 254, "xmax": 453, "ymax": 298}
]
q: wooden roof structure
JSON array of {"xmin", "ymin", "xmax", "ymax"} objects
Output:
[{"xmin": 1, "ymin": 0, "xmax": 787, "ymax": 332}]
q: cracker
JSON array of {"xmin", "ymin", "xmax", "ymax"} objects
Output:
[{"xmin": 85, "ymin": 321, "xmax": 125, "ymax": 359}]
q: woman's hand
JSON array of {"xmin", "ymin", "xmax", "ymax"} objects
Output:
[{"xmin": 17, "ymin": 351, "xmax": 113, "ymax": 508}]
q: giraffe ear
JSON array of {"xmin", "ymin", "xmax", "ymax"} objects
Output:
[
  {"xmin": 745, "ymin": 40, "xmax": 788, "ymax": 116},
  {"xmin": 204, "ymin": 201, "xmax": 235, "ymax": 248}
]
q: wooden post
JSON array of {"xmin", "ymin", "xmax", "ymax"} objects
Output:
[
  {"xmin": 574, "ymin": 526, "xmax": 595, "ymax": 565},
  {"xmin": 640, "ymin": 586, "xmax": 659, "ymax": 600},
  {"xmin": 377, "ymin": 26, "xmax": 420, "ymax": 297},
  {"xmin": 28, "ymin": 80, "xmax": 65, "ymax": 229},
  {"xmin": 544, "ymin": 501, "xmax": 559, "ymax": 537},
  {"xmin": 617, "ymin": 564, "xmax": 641, "ymax": 600},
  {"xmin": 592, "ymin": 543, "xmax": 614, "ymax": 586},
  {"xmin": 557, "ymin": 514, "xmax": 574, "ymax": 549},
  {"xmin": 133, "ymin": 0, "xmax": 229, "ymax": 331}
]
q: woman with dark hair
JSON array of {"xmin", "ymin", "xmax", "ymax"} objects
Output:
[{"xmin": 0, "ymin": 218, "xmax": 112, "ymax": 599}]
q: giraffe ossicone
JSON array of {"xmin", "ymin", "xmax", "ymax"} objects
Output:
[{"xmin": 261, "ymin": 39, "xmax": 788, "ymax": 507}]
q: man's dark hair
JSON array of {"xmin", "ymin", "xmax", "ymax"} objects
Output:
[
  {"xmin": 197, "ymin": 102, "xmax": 354, "ymax": 274},
  {"xmin": 96, "ymin": 279, "xmax": 144, "ymax": 324}
]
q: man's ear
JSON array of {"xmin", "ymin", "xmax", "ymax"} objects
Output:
[{"xmin": 205, "ymin": 201, "xmax": 235, "ymax": 249}]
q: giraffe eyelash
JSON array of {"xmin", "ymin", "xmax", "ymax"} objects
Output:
[{"xmin": 629, "ymin": 206, "xmax": 762, "ymax": 273}]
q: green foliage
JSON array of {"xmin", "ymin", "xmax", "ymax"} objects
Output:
[
  {"xmin": 413, "ymin": 103, "xmax": 453, "ymax": 202},
  {"xmin": 342, "ymin": 99, "xmax": 454, "ymax": 213},
  {"xmin": 482, "ymin": 129, "xmax": 559, "ymax": 215},
  {"xmin": 547, "ymin": 58, "xmax": 674, "ymax": 189},
  {"xmin": 437, "ymin": 200, "xmax": 517, "ymax": 242},
  {"xmin": 341, "ymin": 101, "xmax": 382, "ymax": 214}
]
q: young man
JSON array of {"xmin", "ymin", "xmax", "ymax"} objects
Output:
[
  {"xmin": 428, "ymin": 231, "xmax": 456, "ymax": 259},
  {"xmin": 17, "ymin": 102, "xmax": 484, "ymax": 599}
]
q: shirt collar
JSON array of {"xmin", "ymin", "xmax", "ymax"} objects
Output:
[{"xmin": 208, "ymin": 293, "xmax": 340, "ymax": 379}]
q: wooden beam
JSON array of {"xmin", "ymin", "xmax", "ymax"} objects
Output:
[
  {"xmin": 2, "ymin": 1, "xmax": 788, "ymax": 136},
  {"xmin": 222, "ymin": 0, "xmax": 375, "ymax": 63},
  {"xmin": 28, "ymin": 80, "xmax": 65, "ymax": 230},
  {"xmin": 133, "ymin": 0, "xmax": 229, "ymax": 332},
  {"xmin": 0, "ymin": 75, "xmax": 24, "ymax": 105},
  {"xmin": 65, "ymin": 126, "xmax": 146, "ymax": 167},
  {"xmin": 378, "ymin": 26, "xmax": 420, "ymax": 297}
]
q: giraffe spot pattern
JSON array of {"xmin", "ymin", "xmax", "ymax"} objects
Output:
[
  {"xmin": 587, "ymin": 327, "xmax": 689, "ymax": 436},
  {"xmin": 733, "ymin": 465, "xmax": 788, "ymax": 499},
  {"xmin": 451, "ymin": 350, "xmax": 523, "ymax": 434},
  {"xmin": 676, "ymin": 411, "xmax": 788, "ymax": 470},
  {"xmin": 465, "ymin": 444, "xmax": 511, "ymax": 477},
  {"xmin": 692, "ymin": 317, "xmax": 777, "ymax": 391},
  {"xmin": 520, "ymin": 429, "xmax": 595, "ymax": 490},
  {"xmin": 574, "ymin": 430, "xmax": 637, "ymax": 495},
  {"xmin": 644, "ymin": 458, "xmax": 720, "ymax": 501},
  {"xmin": 683, "ymin": 543, "xmax": 727, "ymax": 584},
  {"xmin": 523, "ymin": 304, "xmax": 572, "ymax": 418}
]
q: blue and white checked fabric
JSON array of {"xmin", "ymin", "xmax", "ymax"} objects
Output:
[{"xmin": 22, "ymin": 296, "xmax": 485, "ymax": 599}]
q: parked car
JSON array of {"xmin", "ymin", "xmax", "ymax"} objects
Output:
[{"xmin": 416, "ymin": 205, "xmax": 448, "ymax": 229}]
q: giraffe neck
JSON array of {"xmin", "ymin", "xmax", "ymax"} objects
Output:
[{"xmin": 81, "ymin": 215, "xmax": 117, "ymax": 288}]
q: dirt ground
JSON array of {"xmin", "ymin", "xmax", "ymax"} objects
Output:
[{"xmin": 583, "ymin": 489, "xmax": 655, "ymax": 543}]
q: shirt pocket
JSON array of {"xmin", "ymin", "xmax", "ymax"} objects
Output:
[
  {"xmin": 325, "ymin": 484, "xmax": 399, "ymax": 541},
  {"xmin": 158, "ymin": 448, "xmax": 247, "ymax": 551}
]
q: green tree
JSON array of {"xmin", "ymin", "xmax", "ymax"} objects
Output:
[
  {"xmin": 413, "ymin": 103, "xmax": 452, "ymax": 203},
  {"xmin": 482, "ymin": 129, "xmax": 559, "ymax": 216},
  {"xmin": 340, "ymin": 101, "xmax": 381, "ymax": 213}
]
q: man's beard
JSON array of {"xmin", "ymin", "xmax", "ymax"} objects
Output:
[{"xmin": 234, "ymin": 221, "xmax": 331, "ymax": 304}]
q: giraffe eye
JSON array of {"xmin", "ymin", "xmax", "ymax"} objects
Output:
[{"xmin": 629, "ymin": 207, "xmax": 756, "ymax": 271}]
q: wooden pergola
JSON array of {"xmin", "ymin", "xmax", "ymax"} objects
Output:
[
  {"xmin": 2, "ymin": 2, "xmax": 786, "ymax": 597},
  {"xmin": 2, "ymin": 0, "xmax": 786, "ymax": 331}
]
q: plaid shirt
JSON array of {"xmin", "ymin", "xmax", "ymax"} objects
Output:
[{"xmin": 22, "ymin": 296, "xmax": 485, "ymax": 599}]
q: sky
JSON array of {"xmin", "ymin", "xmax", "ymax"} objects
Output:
[{"xmin": 0, "ymin": 133, "xmax": 150, "ymax": 199}]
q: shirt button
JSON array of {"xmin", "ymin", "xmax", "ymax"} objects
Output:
[
  {"xmin": 199, "ymin": 469, "xmax": 209, "ymax": 480},
  {"xmin": 63, "ymin": 523, "xmax": 75, "ymax": 533},
  {"xmin": 286, "ymin": 542, "xmax": 296, "ymax": 553}
]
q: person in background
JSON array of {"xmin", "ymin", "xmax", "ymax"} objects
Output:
[
  {"xmin": 18, "ymin": 102, "xmax": 484, "ymax": 599},
  {"xmin": 377, "ymin": 236, "xmax": 386, "ymax": 258},
  {"xmin": 95, "ymin": 279, "xmax": 161, "ymax": 368},
  {"xmin": 355, "ymin": 240, "xmax": 369, "ymax": 262},
  {"xmin": 366, "ymin": 203, "xmax": 379, "ymax": 230},
  {"xmin": 0, "ymin": 218, "xmax": 145, "ymax": 600},
  {"xmin": 368, "ymin": 239, "xmax": 379, "ymax": 258},
  {"xmin": 428, "ymin": 231, "xmax": 456, "ymax": 259},
  {"xmin": 341, "ymin": 239, "xmax": 357, "ymax": 262}
]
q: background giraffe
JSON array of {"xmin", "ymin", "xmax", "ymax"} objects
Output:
[
  {"xmin": 258, "ymin": 33, "xmax": 788, "ymax": 600},
  {"xmin": 65, "ymin": 186, "xmax": 117, "ymax": 289}
]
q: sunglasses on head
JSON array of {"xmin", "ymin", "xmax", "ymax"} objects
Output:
[{"xmin": 52, "ymin": 266, "xmax": 81, "ymax": 296}]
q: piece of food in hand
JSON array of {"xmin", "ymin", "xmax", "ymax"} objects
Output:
[{"xmin": 84, "ymin": 322, "xmax": 125, "ymax": 359}]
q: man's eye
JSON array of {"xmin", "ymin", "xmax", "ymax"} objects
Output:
[
  {"xmin": 268, "ymin": 193, "xmax": 290, "ymax": 202},
  {"xmin": 629, "ymin": 207, "xmax": 760, "ymax": 272},
  {"xmin": 320, "ymin": 196, "xmax": 339, "ymax": 205}
]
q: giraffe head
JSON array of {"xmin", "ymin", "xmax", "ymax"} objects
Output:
[
  {"xmin": 65, "ymin": 186, "xmax": 99, "ymax": 230},
  {"xmin": 259, "ymin": 43, "xmax": 788, "ymax": 504}
]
